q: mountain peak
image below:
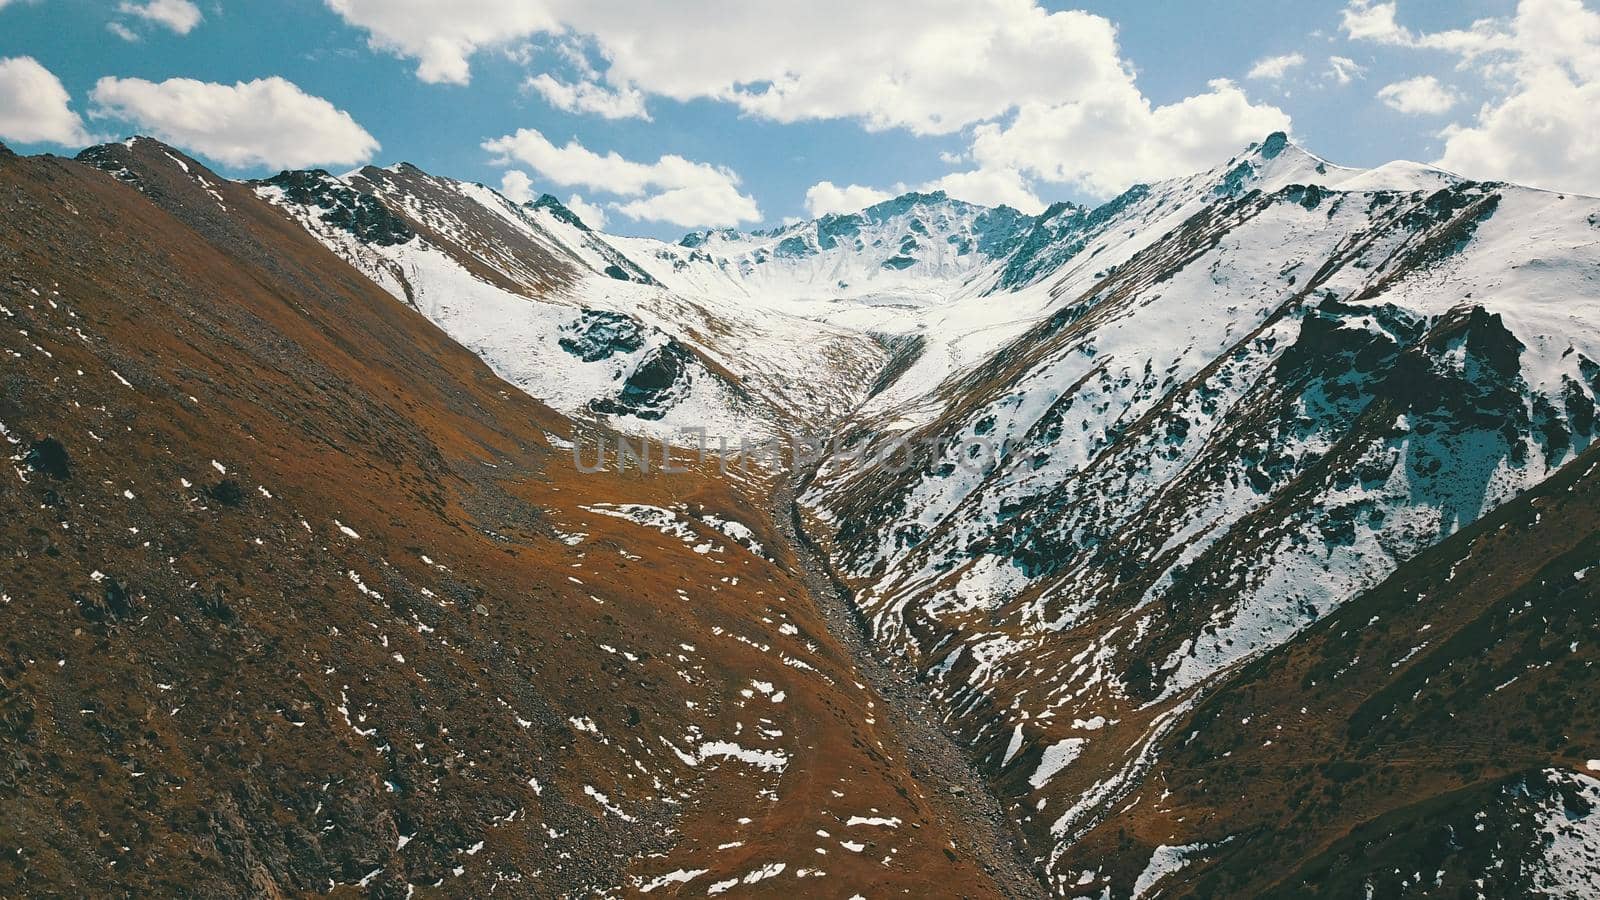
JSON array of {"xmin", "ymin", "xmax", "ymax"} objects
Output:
[
  {"xmin": 1257, "ymin": 130, "xmax": 1291, "ymax": 159},
  {"xmin": 860, "ymin": 189, "xmax": 977, "ymax": 222},
  {"xmin": 530, "ymin": 193, "xmax": 592, "ymax": 232},
  {"xmin": 76, "ymin": 136, "xmax": 225, "ymax": 193}
]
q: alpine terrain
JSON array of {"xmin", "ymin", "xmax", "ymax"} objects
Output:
[{"xmin": 5, "ymin": 128, "xmax": 1600, "ymax": 899}]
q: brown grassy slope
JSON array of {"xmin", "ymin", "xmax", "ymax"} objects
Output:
[{"xmin": 0, "ymin": 142, "xmax": 1007, "ymax": 898}]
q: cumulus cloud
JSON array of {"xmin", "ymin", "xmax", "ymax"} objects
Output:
[
  {"xmin": 1377, "ymin": 75, "xmax": 1459, "ymax": 114},
  {"xmin": 1348, "ymin": 0, "xmax": 1600, "ymax": 196},
  {"xmin": 1326, "ymin": 55, "xmax": 1367, "ymax": 85},
  {"xmin": 804, "ymin": 181, "xmax": 897, "ymax": 218},
  {"xmin": 525, "ymin": 74, "xmax": 649, "ymax": 120},
  {"xmin": 1248, "ymin": 52, "xmax": 1306, "ymax": 80},
  {"xmin": 327, "ymin": 2, "xmax": 1135, "ymax": 134},
  {"xmin": 331, "ymin": 1, "xmax": 1288, "ymax": 201},
  {"xmin": 1340, "ymin": 0, "xmax": 1508, "ymax": 55},
  {"xmin": 325, "ymin": 0, "xmax": 558, "ymax": 85},
  {"xmin": 968, "ymin": 79, "xmax": 1290, "ymax": 198},
  {"xmin": 482, "ymin": 128, "xmax": 759, "ymax": 227},
  {"xmin": 924, "ymin": 167, "xmax": 1043, "ymax": 213},
  {"xmin": 499, "ymin": 169, "xmax": 535, "ymax": 204},
  {"xmin": 1437, "ymin": 69, "xmax": 1600, "ymax": 194},
  {"xmin": 801, "ymin": 170, "xmax": 1043, "ymax": 219},
  {"xmin": 1340, "ymin": 1, "xmax": 1412, "ymax": 44},
  {"xmin": 118, "ymin": 0, "xmax": 202, "ymax": 34},
  {"xmin": 803, "ymin": 81, "xmax": 1285, "ymax": 213},
  {"xmin": 0, "ymin": 56, "xmax": 89, "ymax": 146},
  {"xmin": 563, "ymin": 194, "xmax": 607, "ymax": 230},
  {"xmin": 89, "ymin": 76, "xmax": 380, "ymax": 169}
]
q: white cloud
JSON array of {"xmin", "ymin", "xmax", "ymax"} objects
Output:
[
  {"xmin": 1377, "ymin": 75, "xmax": 1459, "ymax": 114},
  {"xmin": 804, "ymin": 181, "xmax": 896, "ymax": 218},
  {"xmin": 1340, "ymin": 0, "xmax": 1411, "ymax": 44},
  {"xmin": 1340, "ymin": 0, "xmax": 1509, "ymax": 55},
  {"xmin": 326, "ymin": 2, "xmax": 1138, "ymax": 134},
  {"xmin": 564, "ymin": 194, "xmax": 607, "ymax": 230},
  {"xmin": 525, "ymin": 74, "xmax": 649, "ymax": 120},
  {"xmin": 499, "ymin": 172, "xmax": 607, "ymax": 229},
  {"xmin": 482, "ymin": 128, "xmax": 759, "ymax": 227},
  {"xmin": 924, "ymin": 167, "xmax": 1043, "ymax": 213},
  {"xmin": 0, "ymin": 56, "xmax": 88, "ymax": 146},
  {"xmin": 968, "ymin": 79, "xmax": 1291, "ymax": 198},
  {"xmin": 89, "ymin": 76, "xmax": 380, "ymax": 170},
  {"xmin": 325, "ymin": 0, "xmax": 558, "ymax": 85},
  {"xmin": 1248, "ymin": 52, "xmax": 1306, "ymax": 80},
  {"xmin": 1432, "ymin": 0, "xmax": 1600, "ymax": 195},
  {"xmin": 1326, "ymin": 55, "xmax": 1367, "ymax": 85},
  {"xmin": 107, "ymin": 21, "xmax": 141, "ymax": 41},
  {"xmin": 118, "ymin": 0, "xmax": 202, "ymax": 34},
  {"xmin": 1344, "ymin": 0, "xmax": 1600, "ymax": 196},
  {"xmin": 607, "ymin": 187, "xmax": 759, "ymax": 228},
  {"xmin": 330, "ymin": 1, "xmax": 1288, "ymax": 201},
  {"xmin": 499, "ymin": 169, "xmax": 535, "ymax": 204},
  {"xmin": 803, "ymin": 80, "xmax": 1285, "ymax": 211},
  {"xmin": 804, "ymin": 168, "xmax": 1043, "ymax": 218}
]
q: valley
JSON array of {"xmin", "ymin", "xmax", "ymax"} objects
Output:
[{"xmin": 5, "ymin": 127, "xmax": 1600, "ymax": 898}]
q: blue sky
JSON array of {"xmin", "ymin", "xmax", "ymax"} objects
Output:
[{"xmin": 2, "ymin": 1, "xmax": 1596, "ymax": 239}]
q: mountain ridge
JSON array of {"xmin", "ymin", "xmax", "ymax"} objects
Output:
[
  {"xmin": 10, "ymin": 128, "xmax": 1600, "ymax": 897},
  {"xmin": 1, "ymin": 133, "xmax": 1020, "ymax": 898}
]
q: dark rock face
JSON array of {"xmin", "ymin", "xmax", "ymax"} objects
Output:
[
  {"xmin": 558, "ymin": 310, "xmax": 646, "ymax": 362},
  {"xmin": 24, "ymin": 437, "xmax": 70, "ymax": 480},
  {"xmin": 972, "ymin": 206, "xmax": 1033, "ymax": 258},
  {"xmin": 205, "ymin": 479, "xmax": 246, "ymax": 508},
  {"xmin": 261, "ymin": 170, "xmax": 414, "ymax": 246},
  {"xmin": 816, "ymin": 213, "xmax": 865, "ymax": 251},
  {"xmin": 992, "ymin": 185, "xmax": 1148, "ymax": 292},
  {"xmin": 1259, "ymin": 130, "xmax": 1290, "ymax": 159},
  {"xmin": 589, "ymin": 342, "xmax": 693, "ymax": 421},
  {"xmin": 532, "ymin": 193, "xmax": 589, "ymax": 231},
  {"xmin": 528, "ymin": 195, "xmax": 659, "ymax": 284},
  {"xmin": 73, "ymin": 579, "xmax": 136, "ymax": 624}
]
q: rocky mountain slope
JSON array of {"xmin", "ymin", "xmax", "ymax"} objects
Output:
[
  {"xmin": 250, "ymin": 157, "xmax": 890, "ymax": 442},
  {"xmin": 7, "ymin": 127, "xmax": 1600, "ymax": 899},
  {"xmin": 800, "ymin": 134, "xmax": 1600, "ymax": 893},
  {"xmin": 0, "ymin": 138, "xmax": 1023, "ymax": 898}
]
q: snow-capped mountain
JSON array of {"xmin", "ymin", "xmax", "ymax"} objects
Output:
[
  {"xmin": 803, "ymin": 133, "xmax": 1600, "ymax": 891},
  {"xmin": 611, "ymin": 191, "xmax": 1032, "ymax": 307},
  {"xmin": 18, "ymin": 129, "xmax": 1600, "ymax": 898},
  {"xmin": 248, "ymin": 158, "xmax": 890, "ymax": 439},
  {"xmin": 218, "ymin": 131, "xmax": 1600, "ymax": 892}
]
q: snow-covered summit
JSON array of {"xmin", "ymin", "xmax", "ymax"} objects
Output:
[{"xmin": 609, "ymin": 189, "xmax": 1033, "ymax": 305}]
